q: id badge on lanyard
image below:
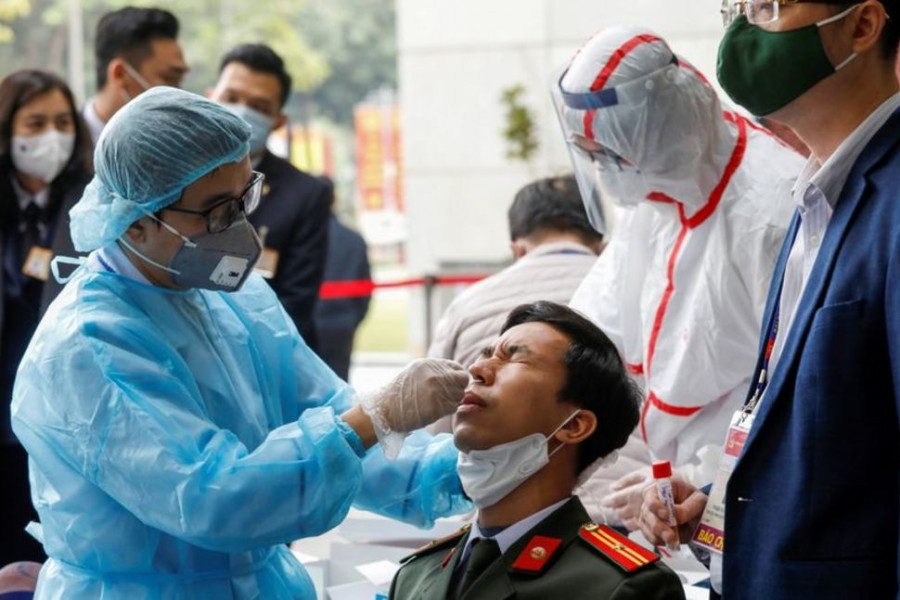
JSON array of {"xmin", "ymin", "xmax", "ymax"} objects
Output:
[
  {"xmin": 691, "ymin": 410, "xmax": 754, "ymax": 554},
  {"xmin": 23, "ymin": 246, "xmax": 53, "ymax": 281},
  {"xmin": 692, "ymin": 303, "xmax": 779, "ymax": 554}
]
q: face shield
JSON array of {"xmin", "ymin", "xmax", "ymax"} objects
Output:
[
  {"xmin": 551, "ymin": 67, "xmax": 623, "ymax": 237},
  {"xmin": 553, "ymin": 50, "xmax": 723, "ymax": 228}
]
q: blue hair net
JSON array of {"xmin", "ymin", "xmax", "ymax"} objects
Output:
[{"xmin": 70, "ymin": 87, "xmax": 251, "ymax": 252}]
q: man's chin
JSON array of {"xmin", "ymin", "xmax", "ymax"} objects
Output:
[
  {"xmin": 452, "ymin": 427, "xmax": 502, "ymax": 454},
  {"xmin": 452, "ymin": 427, "xmax": 482, "ymax": 454}
]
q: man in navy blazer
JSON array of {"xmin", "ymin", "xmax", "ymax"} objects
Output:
[
  {"xmin": 314, "ymin": 177, "xmax": 372, "ymax": 381},
  {"xmin": 210, "ymin": 44, "xmax": 330, "ymax": 350},
  {"xmin": 641, "ymin": 1, "xmax": 899, "ymax": 598}
]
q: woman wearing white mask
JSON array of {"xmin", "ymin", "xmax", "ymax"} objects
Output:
[{"xmin": 0, "ymin": 69, "xmax": 92, "ymax": 565}]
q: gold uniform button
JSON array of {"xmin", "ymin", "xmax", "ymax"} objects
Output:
[{"xmin": 530, "ymin": 546, "xmax": 547, "ymax": 560}]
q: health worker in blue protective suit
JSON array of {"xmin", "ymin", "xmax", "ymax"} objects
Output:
[{"xmin": 10, "ymin": 87, "xmax": 471, "ymax": 599}]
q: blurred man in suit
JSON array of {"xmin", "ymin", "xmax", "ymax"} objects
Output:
[
  {"xmin": 83, "ymin": 7, "xmax": 187, "ymax": 144},
  {"xmin": 210, "ymin": 44, "xmax": 330, "ymax": 348},
  {"xmin": 314, "ymin": 177, "xmax": 371, "ymax": 380}
]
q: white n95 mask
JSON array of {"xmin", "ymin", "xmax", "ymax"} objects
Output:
[
  {"xmin": 457, "ymin": 411, "xmax": 581, "ymax": 509},
  {"xmin": 12, "ymin": 130, "xmax": 75, "ymax": 183}
]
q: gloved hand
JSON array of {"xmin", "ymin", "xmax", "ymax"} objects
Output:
[
  {"xmin": 360, "ymin": 358, "xmax": 468, "ymax": 458},
  {"xmin": 601, "ymin": 468, "xmax": 651, "ymax": 531}
]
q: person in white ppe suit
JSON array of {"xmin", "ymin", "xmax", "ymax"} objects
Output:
[
  {"xmin": 552, "ymin": 26, "xmax": 805, "ymax": 529},
  {"xmin": 11, "ymin": 87, "xmax": 471, "ymax": 599}
]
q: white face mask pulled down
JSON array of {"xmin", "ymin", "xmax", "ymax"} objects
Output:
[
  {"xmin": 457, "ymin": 411, "xmax": 581, "ymax": 509},
  {"xmin": 12, "ymin": 129, "xmax": 75, "ymax": 184}
]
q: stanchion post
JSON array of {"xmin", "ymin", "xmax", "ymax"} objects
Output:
[{"xmin": 423, "ymin": 275, "xmax": 437, "ymax": 350}]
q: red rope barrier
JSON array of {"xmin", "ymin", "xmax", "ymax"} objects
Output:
[{"xmin": 319, "ymin": 275, "xmax": 487, "ymax": 299}]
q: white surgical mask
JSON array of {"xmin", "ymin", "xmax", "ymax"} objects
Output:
[
  {"xmin": 223, "ymin": 104, "xmax": 274, "ymax": 154},
  {"xmin": 12, "ymin": 129, "xmax": 75, "ymax": 184},
  {"xmin": 457, "ymin": 410, "xmax": 581, "ymax": 509}
]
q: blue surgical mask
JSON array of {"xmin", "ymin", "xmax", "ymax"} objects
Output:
[
  {"xmin": 223, "ymin": 104, "xmax": 275, "ymax": 154},
  {"xmin": 457, "ymin": 411, "xmax": 581, "ymax": 508}
]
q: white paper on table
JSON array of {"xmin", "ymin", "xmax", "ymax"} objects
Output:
[
  {"xmin": 628, "ymin": 530, "xmax": 709, "ymax": 586},
  {"xmin": 683, "ymin": 585, "xmax": 711, "ymax": 600},
  {"xmin": 325, "ymin": 580, "xmax": 379, "ymax": 600},
  {"xmin": 291, "ymin": 549, "xmax": 322, "ymax": 564},
  {"xmin": 355, "ymin": 560, "xmax": 401, "ymax": 587},
  {"xmin": 339, "ymin": 512, "xmax": 465, "ymax": 545}
]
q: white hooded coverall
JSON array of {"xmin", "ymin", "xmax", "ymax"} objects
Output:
[{"xmin": 555, "ymin": 27, "xmax": 805, "ymax": 519}]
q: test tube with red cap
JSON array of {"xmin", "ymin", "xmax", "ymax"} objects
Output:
[{"xmin": 652, "ymin": 460, "xmax": 681, "ymax": 552}]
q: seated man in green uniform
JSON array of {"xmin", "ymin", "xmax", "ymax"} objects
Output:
[{"xmin": 391, "ymin": 301, "xmax": 685, "ymax": 599}]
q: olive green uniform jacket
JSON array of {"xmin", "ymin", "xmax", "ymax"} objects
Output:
[{"xmin": 390, "ymin": 496, "xmax": 685, "ymax": 599}]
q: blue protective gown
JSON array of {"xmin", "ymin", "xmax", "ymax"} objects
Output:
[{"xmin": 11, "ymin": 261, "xmax": 468, "ymax": 599}]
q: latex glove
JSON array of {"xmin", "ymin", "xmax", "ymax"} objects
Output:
[
  {"xmin": 360, "ymin": 358, "xmax": 468, "ymax": 457},
  {"xmin": 639, "ymin": 474, "xmax": 707, "ymax": 548},
  {"xmin": 601, "ymin": 468, "xmax": 651, "ymax": 531}
]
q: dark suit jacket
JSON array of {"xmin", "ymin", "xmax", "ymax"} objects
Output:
[
  {"xmin": 2, "ymin": 173, "xmax": 88, "ymax": 443},
  {"xmin": 39, "ymin": 183, "xmax": 85, "ymax": 312},
  {"xmin": 314, "ymin": 215, "xmax": 371, "ymax": 380},
  {"xmin": 390, "ymin": 497, "xmax": 684, "ymax": 599},
  {"xmin": 250, "ymin": 151, "xmax": 330, "ymax": 350},
  {"xmin": 723, "ymin": 109, "xmax": 900, "ymax": 598}
]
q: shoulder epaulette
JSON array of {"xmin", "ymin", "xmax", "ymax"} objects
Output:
[
  {"xmin": 578, "ymin": 523, "xmax": 660, "ymax": 573},
  {"xmin": 399, "ymin": 523, "xmax": 471, "ymax": 565}
]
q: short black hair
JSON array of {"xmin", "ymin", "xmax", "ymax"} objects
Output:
[
  {"xmin": 876, "ymin": 0, "xmax": 899, "ymax": 59},
  {"xmin": 508, "ymin": 175, "xmax": 603, "ymax": 246},
  {"xmin": 501, "ymin": 301, "xmax": 640, "ymax": 474},
  {"xmin": 94, "ymin": 7, "xmax": 179, "ymax": 89},
  {"xmin": 219, "ymin": 44, "xmax": 292, "ymax": 108}
]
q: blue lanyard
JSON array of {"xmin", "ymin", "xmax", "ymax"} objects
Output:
[{"xmin": 743, "ymin": 299, "xmax": 780, "ymax": 419}]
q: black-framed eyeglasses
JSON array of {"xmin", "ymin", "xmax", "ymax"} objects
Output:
[{"xmin": 165, "ymin": 171, "xmax": 265, "ymax": 234}]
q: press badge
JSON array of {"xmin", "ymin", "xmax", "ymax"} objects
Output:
[
  {"xmin": 22, "ymin": 246, "xmax": 52, "ymax": 282},
  {"xmin": 691, "ymin": 410, "xmax": 754, "ymax": 554},
  {"xmin": 254, "ymin": 247, "xmax": 279, "ymax": 279}
]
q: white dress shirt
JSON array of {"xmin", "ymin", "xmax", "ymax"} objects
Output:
[
  {"xmin": 82, "ymin": 100, "xmax": 107, "ymax": 145},
  {"xmin": 765, "ymin": 92, "xmax": 900, "ymax": 387},
  {"xmin": 11, "ymin": 177, "xmax": 51, "ymax": 240},
  {"xmin": 11, "ymin": 177, "xmax": 50, "ymax": 211}
]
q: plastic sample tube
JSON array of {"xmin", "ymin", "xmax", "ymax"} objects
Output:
[{"xmin": 652, "ymin": 460, "xmax": 681, "ymax": 552}]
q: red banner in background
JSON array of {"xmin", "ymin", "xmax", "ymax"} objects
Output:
[{"xmin": 354, "ymin": 105, "xmax": 404, "ymax": 215}]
